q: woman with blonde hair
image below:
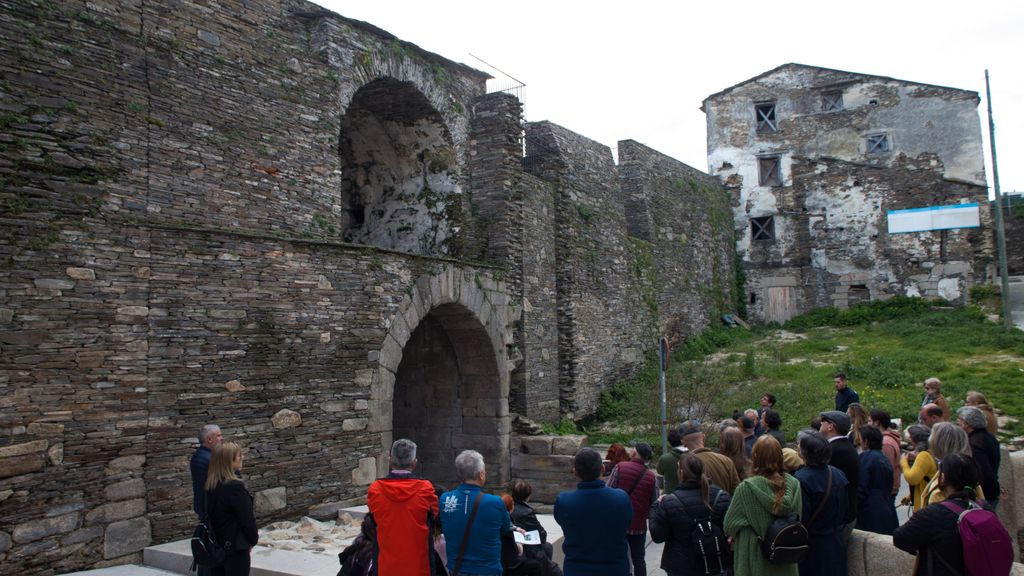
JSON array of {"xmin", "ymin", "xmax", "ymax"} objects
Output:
[
  {"xmin": 920, "ymin": 422, "xmax": 983, "ymax": 505},
  {"xmin": 204, "ymin": 442, "xmax": 258, "ymax": 576},
  {"xmin": 724, "ymin": 435, "xmax": 802, "ymax": 576},
  {"xmin": 718, "ymin": 426, "xmax": 751, "ymax": 480},
  {"xmin": 964, "ymin": 390, "xmax": 998, "ymax": 435},
  {"xmin": 846, "ymin": 403, "xmax": 869, "ymax": 452}
]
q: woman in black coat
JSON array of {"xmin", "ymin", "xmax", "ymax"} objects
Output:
[
  {"xmin": 509, "ymin": 480, "xmax": 560, "ymax": 575},
  {"xmin": 794, "ymin": 431, "xmax": 849, "ymax": 576},
  {"xmin": 205, "ymin": 442, "xmax": 258, "ymax": 576},
  {"xmin": 893, "ymin": 453, "xmax": 996, "ymax": 576},
  {"xmin": 648, "ymin": 452, "xmax": 732, "ymax": 576}
]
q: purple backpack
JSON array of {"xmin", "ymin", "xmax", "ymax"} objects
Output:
[{"xmin": 940, "ymin": 500, "xmax": 1013, "ymax": 576}]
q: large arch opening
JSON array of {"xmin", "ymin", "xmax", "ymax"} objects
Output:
[
  {"xmin": 339, "ymin": 77, "xmax": 459, "ymax": 256},
  {"xmin": 393, "ymin": 303, "xmax": 508, "ymax": 488}
]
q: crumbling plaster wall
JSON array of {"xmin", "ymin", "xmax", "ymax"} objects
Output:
[{"xmin": 704, "ymin": 65, "xmax": 991, "ymax": 321}]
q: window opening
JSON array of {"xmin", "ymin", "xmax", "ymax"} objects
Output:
[
  {"xmin": 758, "ymin": 156, "xmax": 782, "ymax": 186},
  {"xmin": 821, "ymin": 91, "xmax": 843, "ymax": 112},
  {"xmin": 751, "ymin": 216, "xmax": 775, "ymax": 241},
  {"xmin": 755, "ymin": 102, "xmax": 778, "ymax": 133},
  {"xmin": 866, "ymin": 133, "xmax": 890, "ymax": 154}
]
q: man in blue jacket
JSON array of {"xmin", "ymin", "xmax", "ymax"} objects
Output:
[
  {"xmin": 833, "ymin": 372, "xmax": 860, "ymax": 413},
  {"xmin": 555, "ymin": 447, "xmax": 632, "ymax": 576},
  {"xmin": 440, "ymin": 450, "xmax": 512, "ymax": 575},
  {"xmin": 189, "ymin": 424, "xmax": 222, "ymax": 576}
]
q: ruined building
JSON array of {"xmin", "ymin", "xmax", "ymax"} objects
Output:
[
  {"xmin": 0, "ymin": 0, "xmax": 735, "ymax": 572},
  {"xmin": 704, "ymin": 64, "xmax": 993, "ymax": 323}
]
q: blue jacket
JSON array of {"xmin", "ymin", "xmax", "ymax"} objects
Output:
[
  {"xmin": 834, "ymin": 387, "xmax": 859, "ymax": 413},
  {"xmin": 856, "ymin": 450, "xmax": 898, "ymax": 535},
  {"xmin": 440, "ymin": 484, "xmax": 511, "ymax": 574},
  {"xmin": 190, "ymin": 446, "xmax": 212, "ymax": 515},
  {"xmin": 554, "ymin": 480, "xmax": 632, "ymax": 576},
  {"xmin": 795, "ymin": 464, "xmax": 849, "ymax": 576}
]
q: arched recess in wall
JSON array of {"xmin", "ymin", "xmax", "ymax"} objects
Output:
[
  {"xmin": 338, "ymin": 77, "xmax": 461, "ymax": 257},
  {"xmin": 371, "ymin": 267, "xmax": 513, "ymax": 488}
]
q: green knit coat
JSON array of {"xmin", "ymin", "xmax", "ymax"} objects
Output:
[{"xmin": 723, "ymin": 473, "xmax": 803, "ymax": 576}]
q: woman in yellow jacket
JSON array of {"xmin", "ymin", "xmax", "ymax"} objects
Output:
[{"xmin": 899, "ymin": 425, "xmax": 936, "ymax": 511}]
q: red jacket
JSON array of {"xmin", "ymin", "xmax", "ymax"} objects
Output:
[
  {"xmin": 367, "ymin": 474, "xmax": 439, "ymax": 576},
  {"xmin": 609, "ymin": 459, "xmax": 657, "ymax": 534},
  {"xmin": 881, "ymin": 429, "xmax": 901, "ymax": 496}
]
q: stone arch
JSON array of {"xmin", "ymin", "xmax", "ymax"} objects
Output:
[
  {"xmin": 370, "ymin": 266, "xmax": 514, "ymax": 487},
  {"xmin": 338, "ymin": 67, "xmax": 465, "ymax": 257}
]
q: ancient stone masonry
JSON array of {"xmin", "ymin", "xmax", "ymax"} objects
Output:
[
  {"xmin": 0, "ymin": 1, "xmax": 734, "ymax": 573},
  {"xmin": 704, "ymin": 64, "xmax": 993, "ymax": 323}
]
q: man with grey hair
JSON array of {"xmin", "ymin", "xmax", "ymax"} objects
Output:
[
  {"xmin": 439, "ymin": 450, "xmax": 512, "ymax": 576},
  {"xmin": 958, "ymin": 406, "xmax": 1002, "ymax": 508},
  {"xmin": 190, "ymin": 424, "xmax": 223, "ymax": 515},
  {"xmin": 367, "ymin": 438, "xmax": 439, "ymax": 576},
  {"xmin": 189, "ymin": 424, "xmax": 222, "ymax": 576}
]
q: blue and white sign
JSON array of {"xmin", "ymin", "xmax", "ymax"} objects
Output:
[{"xmin": 887, "ymin": 203, "xmax": 981, "ymax": 234}]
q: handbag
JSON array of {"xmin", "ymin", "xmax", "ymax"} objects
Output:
[{"xmin": 450, "ymin": 491, "xmax": 484, "ymax": 576}]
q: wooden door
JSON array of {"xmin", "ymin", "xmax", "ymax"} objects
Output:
[{"xmin": 766, "ymin": 287, "xmax": 795, "ymax": 324}]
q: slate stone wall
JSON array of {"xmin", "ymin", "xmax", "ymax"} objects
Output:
[{"xmin": 0, "ymin": 1, "xmax": 737, "ymax": 572}]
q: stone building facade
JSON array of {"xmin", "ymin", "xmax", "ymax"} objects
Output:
[
  {"xmin": 704, "ymin": 64, "xmax": 993, "ymax": 323},
  {"xmin": 0, "ymin": 0, "xmax": 735, "ymax": 572}
]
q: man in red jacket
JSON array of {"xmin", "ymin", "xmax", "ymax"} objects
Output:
[{"xmin": 367, "ymin": 439, "xmax": 439, "ymax": 576}]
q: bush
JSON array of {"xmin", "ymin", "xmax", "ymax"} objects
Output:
[{"xmin": 785, "ymin": 297, "xmax": 933, "ymax": 330}]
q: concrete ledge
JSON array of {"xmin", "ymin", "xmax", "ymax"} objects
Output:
[
  {"xmin": 61, "ymin": 567, "xmax": 179, "ymax": 576},
  {"xmin": 143, "ymin": 539, "xmax": 339, "ymax": 576}
]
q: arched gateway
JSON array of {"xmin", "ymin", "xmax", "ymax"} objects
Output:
[{"xmin": 369, "ymin": 267, "xmax": 514, "ymax": 488}]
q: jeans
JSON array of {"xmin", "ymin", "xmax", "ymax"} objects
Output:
[{"xmin": 627, "ymin": 533, "xmax": 646, "ymax": 576}]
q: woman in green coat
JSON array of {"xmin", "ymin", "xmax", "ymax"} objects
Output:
[{"xmin": 724, "ymin": 435, "xmax": 803, "ymax": 576}]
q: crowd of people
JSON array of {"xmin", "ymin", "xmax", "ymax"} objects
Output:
[{"xmin": 186, "ymin": 374, "xmax": 1012, "ymax": 576}]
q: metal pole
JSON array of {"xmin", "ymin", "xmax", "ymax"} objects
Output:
[
  {"xmin": 658, "ymin": 338, "xmax": 668, "ymax": 456},
  {"xmin": 985, "ymin": 70, "xmax": 1012, "ymax": 330}
]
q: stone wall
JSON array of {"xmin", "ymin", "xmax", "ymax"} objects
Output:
[
  {"xmin": 0, "ymin": 1, "xmax": 738, "ymax": 573},
  {"xmin": 1001, "ymin": 198, "xmax": 1024, "ymax": 276}
]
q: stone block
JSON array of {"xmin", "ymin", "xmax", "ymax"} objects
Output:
[
  {"xmin": 254, "ymin": 487, "xmax": 287, "ymax": 514},
  {"xmin": 34, "ymin": 278, "xmax": 75, "ymax": 290},
  {"xmin": 105, "ymin": 479, "xmax": 145, "ymax": 501},
  {"xmin": 342, "ymin": 418, "xmax": 368, "ymax": 431},
  {"xmin": 103, "ymin": 517, "xmax": 150, "ymax": 559},
  {"xmin": 0, "ymin": 440, "xmax": 48, "ymax": 459},
  {"xmin": 846, "ymin": 528, "xmax": 867, "ymax": 576},
  {"xmin": 512, "ymin": 454, "xmax": 573, "ymax": 473},
  {"xmin": 860, "ymin": 530, "xmax": 914, "ymax": 575},
  {"xmin": 13, "ymin": 512, "xmax": 79, "ymax": 544},
  {"xmin": 0, "ymin": 531, "xmax": 11, "ymax": 553},
  {"xmin": 519, "ymin": 437, "xmax": 552, "ymax": 456},
  {"xmin": 225, "ymin": 379, "xmax": 246, "ymax": 392},
  {"xmin": 0, "ymin": 454, "xmax": 44, "ymax": 478},
  {"xmin": 272, "ymin": 409, "xmax": 302, "ymax": 429},
  {"xmin": 86, "ymin": 499, "xmax": 146, "ymax": 525},
  {"xmin": 308, "ymin": 501, "xmax": 346, "ymax": 520},
  {"xmin": 351, "ymin": 457, "xmax": 376, "ymax": 486},
  {"xmin": 48, "ymin": 443, "xmax": 63, "ymax": 466},
  {"xmin": 65, "ymin": 267, "xmax": 96, "ymax": 280},
  {"xmin": 62, "ymin": 525, "xmax": 103, "ymax": 546},
  {"xmin": 550, "ymin": 435, "xmax": 588, "ymax": 455},
  {"xmin": 106, "ymin": 455, "xmax": 145, "ymax": 472}
]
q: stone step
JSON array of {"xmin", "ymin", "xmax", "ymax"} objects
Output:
[
  {"xmin": 144, "ymin": 539, "xmax": 340, "ymax": 576},
  {"xmin": 60, "ymin": 566, "xmax": 180, "ymax": 576}
]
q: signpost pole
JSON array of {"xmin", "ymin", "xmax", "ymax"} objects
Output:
[{"xmin": 658, "ymin": 337, "xmax": 670, "ymax": 455}]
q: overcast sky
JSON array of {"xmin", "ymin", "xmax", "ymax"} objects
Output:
[{"xmin": 317, "ymin": 0, "xmax": 1023, "ymax": 196}]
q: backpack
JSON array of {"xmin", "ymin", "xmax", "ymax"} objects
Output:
[
  {"xmin": 668, "ymin": 491, "xmax": 731, "ymax": 575},
  {"xmin": 190, "ymin": 516, "xmax": 226, "ymax": 568},
  {"xmin": 940, "ymin": 500, "xmax": 1013, "ymax": 576},
  {"xmin": 758, "ymin": 513, "xmax": 809, "ymax": 565},
  {"xmin": 337, "ymin": 535, "xmax": 374, "ymax": 576}
]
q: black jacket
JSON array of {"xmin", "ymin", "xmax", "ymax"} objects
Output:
[
  {"xmin": 208, "ymin": 480, "xmax": 258, "ymax": 552},
  {"xmin": 893, "ymin": 497, "xmax": 981, "ymax": 576},
  {"xmin": 511, "ymin": 501, "xmax": 547, "ymax": 545},
  {"xmin": 648, "ymin": 481, "xmax": 731, "ymax": 575},
  {"xmin": 828, "ymin": 436, "xmax": 860, "ymax": 524},
  {"xmin": 968, "ymin": 429, "xmax": 1001, "ymax": 502}
]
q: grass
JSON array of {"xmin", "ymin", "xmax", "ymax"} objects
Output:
[{"xmin": 580, "ymin": 298, "xmax": 1024, "ymax": 451}]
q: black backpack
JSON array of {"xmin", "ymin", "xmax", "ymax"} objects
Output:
[
  {"xmin": 758, "ymin": 513, "xmax": 809, "ymax": 565},
  {"xmin": 668, "ymin": 492, "xmax": 731, "ymax": 575},
  {"xmin": 190, "ymin": 516, "xmax": 226, "ymax": 567}
]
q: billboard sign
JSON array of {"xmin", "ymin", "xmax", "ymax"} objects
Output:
[{"xmin": 887, "ymin": 203, "xmax": 980, "ymax": 234}]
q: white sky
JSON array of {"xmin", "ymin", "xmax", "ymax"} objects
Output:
[{"xmin": 316, "ymin": 0, "xmax": 1024, "ymax": 196}]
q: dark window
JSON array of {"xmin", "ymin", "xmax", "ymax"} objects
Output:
[
  {"xmin": 758, "ymin": 156, "xmax": 782, "ymax": 186},
  {"xmin": 755, "ymin": 102, "xmax": 778, "ymax": 133},
  {"xmin": 751, "ymin": 216, "xmax": 775, "ymax": 241},
  {"xmin": 866, "ymin": 133, "xmax": 890, "ymax": 154},
  {"xmin": 821, "ymin": 91, "xmax": 843, "ymax": 112}
]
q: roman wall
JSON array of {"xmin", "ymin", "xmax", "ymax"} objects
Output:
[{"xmin": 0, "ymin": 0, "xmax": 736, "ymax": 572}]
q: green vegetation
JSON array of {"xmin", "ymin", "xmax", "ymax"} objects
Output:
[{"xmin": 578, "ymin": 298, "xmax": 1024, "ymax": 450}]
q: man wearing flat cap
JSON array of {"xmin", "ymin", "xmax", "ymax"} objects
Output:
[{"xmin": 819, "ymin": 410, "xmax": 859, "ymax": 539}]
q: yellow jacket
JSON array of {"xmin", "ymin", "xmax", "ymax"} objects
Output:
[{"xmin": 899, "ymin": 451, "xmax": 936, "ymax": 511}]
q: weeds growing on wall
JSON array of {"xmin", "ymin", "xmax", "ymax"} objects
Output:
[{"xmin": 582, "ymin": 297, "xmax": 1024, "ymax": 452}]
